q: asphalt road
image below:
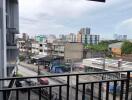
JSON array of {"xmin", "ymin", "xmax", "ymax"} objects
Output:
[
  {"xmin": 18, "ymin": 65, "xmax": 61, "ymax": 85},
  {"xmin": 18, "ymin": 64, "xmax": 132, "ymax": 100},
  {"xmin": 18, "ymin": 65, "xmax": 86, "ymax": 100}
]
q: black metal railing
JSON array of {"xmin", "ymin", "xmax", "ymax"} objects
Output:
[{"xmin": 0, "ymin": 70, "xmax": 132, "ymax": 100}]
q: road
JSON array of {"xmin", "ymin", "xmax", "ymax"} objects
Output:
[
  {"xmin": 18, "ymin": 64, "xmax": 129, "ymax": 100},
  {"xmin": 18, "ymin": 65, "xmax": 85, "ymax": 100},
  {"xmin": 18, "ymin": 65, "xmax": 60, "ymax": 85}
]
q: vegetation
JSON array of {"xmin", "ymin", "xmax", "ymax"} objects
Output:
[
  {"xmin": 84, "ymin": 41, "xmax": 108, "ymax": 52},
  {"xmin": 19, "ymin": 55, "xmax": 25, "ymax": 61},
  {"xmin": 121, "ymin": 41, "xmax": 132, "ymax": 54},
  {"xmin": 16, "ymin": 72, "xmax": 23, "ymax": 77},
  {"xmin": 84, "ymin": 40, "xmax": 114, "ymax": 57}
]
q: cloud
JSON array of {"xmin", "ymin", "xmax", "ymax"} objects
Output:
[
  {"xmin": 116, "ymin": 18, "xmax": 132, "ymax": 37},
  {"xmin": 19, "ymin": 0, "xmax": 104, "ymax": 35},
  {"xmin": 19, "ymin": 0, "xmax": 132, "ymax": 39}
]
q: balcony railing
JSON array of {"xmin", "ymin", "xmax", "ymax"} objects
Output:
[{"xmin": 0, "ymin": 70, "xmax": 132, "ymax": 100}]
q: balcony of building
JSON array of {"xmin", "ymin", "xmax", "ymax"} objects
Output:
[{"xmin": 0, "ymin": 70, "xmax": 132, "ymax": 100}]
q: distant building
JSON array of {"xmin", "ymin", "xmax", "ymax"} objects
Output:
[
  {"xmin": 52, "ymin": 40, "xmax": 83, "ymax": 62},
  {"xmin": 66, "ymin": 33, "xmax": 76, "ymax": 42},
  {"xmin": 77, "ymin": 27, "xmax": 100, "ymax": 44},
  {"xmin": 109, "ymin": 42, "xmax": 123, "ymax": 57},
  {"xmin": 87, "ymin": 34, "xmax": 100, "ymax": 44},
  {"xmin": 114, "ymin": 34, "xmax": 127, "ymax": 41},
  {"xmin": 79, "ymin": 27, "xmax": 90, "ymax": 35},
  {"xmin": 52, "ymin": 39, "xmax": 66, "ymax": 57},
  {"xmin": 77, "ymin": 32, "xmax": 82, "ymax": 43},
  {"xmin": 38, "ymin": 42, "xmax": 52, "ymax": 56},
  {"xmin": 31, "ymin": 41, "xmax": 39, "ymax": 55},
  {"xmin": 22, "ymin": 33, "xmax": 29, "ymax": 40},
  {"xmin": 17, "ymin": 38, "xmax": 33, "ymax": 57},
  {"xmin": 47, "ymin": 34, "xmax": 56, "ymax": 43},
  {"xmin": 35, "ymin": 35, "xmax": 47, "ymax": 43},
  {"xmin": 59, "ymin": 34, "xmax": 66, "ymax": 41}
]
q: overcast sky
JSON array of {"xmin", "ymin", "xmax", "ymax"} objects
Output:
[{"xmin": 19, "ymin": 0, "xmax": 132, "ymax": 39}]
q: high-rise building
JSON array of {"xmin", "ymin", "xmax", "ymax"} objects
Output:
[
  {"xmin": 22, "ymin": 33, "xmax": 29, "ymax": 40},
  {"xmin": 114, "ymin": 34, "xmax": 127, "ymax": 41},
  {"xmin": 77, "ymin": 27, "xmax": 99, "ymax": 44},
  {"xmin": 35, "ymin": 35, "xmax": 47, "ymax": 43},
  {"xmin": 87, "ymin": 34, "xmax": 100, "ymax": 44},
  {"xmin": 79, "ymin": 27, "xmax": 90, "ymax": 35},
  {"xmin": 59, "ymin": 34, "xmax": 66, "ymax": 41},
  {"xmin": 66, "ymin": 33, "xmax": 76, "ymax": 42},
  {"xmin": 0, "ymin": 0, "xmax": 19, "ymax": 96},
  {"xmin": 47, "ymin": 34, "xmax": 56, "ymax": 43},
  {"xmin": 77, "ymin": 32, "xmax": 82, "ymax": 43},
  {"xmin": 79, "ymin": 27, "xmax": 91, "ymax": 44}
]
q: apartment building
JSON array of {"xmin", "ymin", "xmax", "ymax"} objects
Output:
[
  {"xmin": 52, "ymin": 39, "xmax": 66, "ymax": 57},
  {"xmin": 52, "ymin": 40, "xmax": 84, "ymax": 61},
  {"xmin": 0, "ymin": 0, "xmax": 19, "ymax": 98},
  {"xmin": 66, "ymin": 33, "xmax": 76, "ymax": 42},
  {"xmin": 77, "ymin": 27, "xmax": 100, "ymax": 44}
]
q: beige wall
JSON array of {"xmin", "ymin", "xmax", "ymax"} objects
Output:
[{"xmin": 64, "ymin": 43, "xmax": 83, "ymax": 62}]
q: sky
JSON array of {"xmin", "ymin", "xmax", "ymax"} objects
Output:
[{"xmin": 19, "ymin": 0, "xmax": 132, "ymax": 39}]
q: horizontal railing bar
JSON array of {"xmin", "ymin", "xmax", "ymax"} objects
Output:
[
  {"xmin": 78, "ymin": 78, "xmax": 127, "ymax": 84},
  {"xmin": 0, "ymin": 84, "xmax": 67, "ymax": 91},
  {"xmin": 0, "ymin": 70, "xmax": 132, "ymax": 81}
]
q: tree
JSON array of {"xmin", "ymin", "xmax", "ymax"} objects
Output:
[{"xmin": 121, "ymin": 41, "xmax": 132, "ymax": 54}]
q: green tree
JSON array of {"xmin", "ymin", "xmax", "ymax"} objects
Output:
[{"xmin": 121, "ymin": 41, "xmax": 132, "ymax": 54}]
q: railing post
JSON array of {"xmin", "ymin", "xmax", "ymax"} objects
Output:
[
  {"xmin": 82, "ymin": 84, "xmax": 86, "ymax": 100},
  {"xmin": 125, "ymin": 71, "xmax": 130, "ymax": 100},
  {"xmin": 39, "ymin": 88, "xmax": 41, "ymax": 100},
  {"xmin": 120, "ymin": 80, "xmax": 124, "ymax": 100},
  {"xmin": 98, "ymin": 82, "xmax": 102, "ymax": 100},
  {"xmin": 75, "ymin": 75, "xmax": 79, "ymax": 100},
  {"xmin": 67, "ymin": 75, "xmax": 69, "ymax": 100},
  {"xmin": 3, "ymin": 91, "xmax": 7, "ymax": 100},
  {"xmin": 59, "ymin": 86, "xmax": 62, "ymax": 100},
  {"xmin": 90, "ymin": 83, "xmax": 94, "ymax": 100},
  {"xmin": 106, "ymin": 82, "xmax": 109, "ymax": 100}
]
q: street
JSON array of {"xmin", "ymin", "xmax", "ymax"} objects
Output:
[
  {"xmin": 18, "ymin": 64, "xmax": 130, "ymax": 100},
  {"xmin": 17, "ymin": 65, "xmax": 87, "ymax": 100},
  {"xmin": 18, "ymin": 65, "xmax": 60, "ymax": 85}
]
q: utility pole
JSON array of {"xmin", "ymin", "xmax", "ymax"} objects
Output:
[{"xmin": 102, "ymin": 53, "xmax": 106, "ymax": 80}]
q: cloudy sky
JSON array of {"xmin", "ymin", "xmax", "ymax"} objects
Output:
[{"xmin": 19, "ymin": 0, "xmax": 132, "ymax": 39}]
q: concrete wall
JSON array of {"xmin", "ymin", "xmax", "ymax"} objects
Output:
[{"xmin": 64, "ymin": 43, "xmax": 83, "ymax": 62}]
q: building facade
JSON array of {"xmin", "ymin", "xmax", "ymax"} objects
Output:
[
  {"xmin": 109, "ymin": 42, "xmax": 123, "ymax": 57},
  {"xmin": 35, "ymin": 35, "xmax": 47, "ymax": 43},
  {"xmin": 47, "ymin": 34, "xmax": 56, "ymax": 43},
  {"xmin": 77, "ymin": 32, "xmax": 82, "ymax": 43},
  {"xmin": 77, "ymin": 27, "xmax": 100, "ymax": 44},
  {"xmin": 64, "ymin": 43, "xmax": 83, "ymax": 62},
  {"xmin": 66, "ymin": 33, "xmax": 76, "ymax": 42},
  {"xmin": 52, "ymin": 39, "xmax": 66, "ymax": 57},
  {"xmin": 0, "ymin": 0, "xmax": 19, "ymax": 99},
  {"xmin": 114, "ymin": 34, "xmax": 127, "ymax": 41}
]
